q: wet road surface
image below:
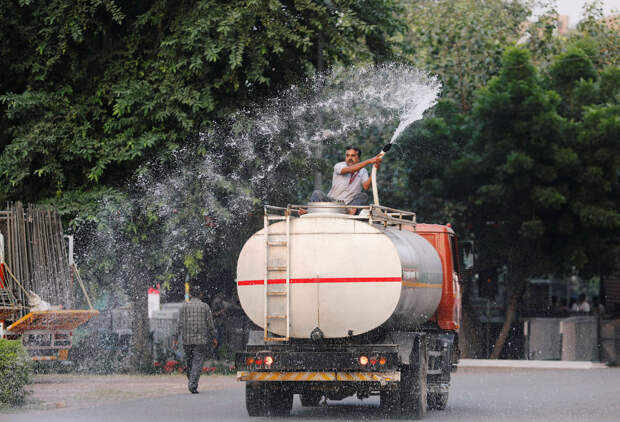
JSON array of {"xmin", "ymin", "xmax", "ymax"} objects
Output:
[{"xmin": 3, "ymin": 368, "xmax": 619, "ymax": 421}]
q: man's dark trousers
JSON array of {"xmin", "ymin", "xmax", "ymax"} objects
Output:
[{"xmin": 184, "ymin": 344, "xmax": 209, "ymax": 392}]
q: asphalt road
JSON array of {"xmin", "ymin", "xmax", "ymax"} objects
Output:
[{"xmin": 4, "ymin": 368, "xmax": 620, "ymax": 422}]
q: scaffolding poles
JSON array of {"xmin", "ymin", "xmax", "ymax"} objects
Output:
[{"xmin": 0, "ymin": 202, "xmax": 75, "ymax": 315}]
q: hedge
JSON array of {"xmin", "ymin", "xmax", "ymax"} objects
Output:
[{"xmin": 0, "ymin": 339, "xmax": 32, "ymax": 408}]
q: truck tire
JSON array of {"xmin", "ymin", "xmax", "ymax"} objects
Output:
[
  {"xmin": 246, "ymin": 382, "xmax": 268, "ymax": 417},
  {"xmin": 400, "ymin": 337, "xmax": 427, "ymax": 419},
  {"xmin": 300, "ymin": 391, "xmax": 322, "ymax": 407},
  {"xmin": 428, "ymin": 392, "xmax": 449, "ymax": 410},
  {"xmin": 266, "ymin": 383, "xmax": 293, "ymax": 416}
]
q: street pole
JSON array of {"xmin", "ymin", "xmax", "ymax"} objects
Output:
[{"xmin": 486, "ymin": 298, "xmax": 491, "ymax": 358}]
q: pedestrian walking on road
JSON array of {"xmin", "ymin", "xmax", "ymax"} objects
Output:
[{"xmin": 173, "ymin": 285, "xmax": 217, "ymax": 394}]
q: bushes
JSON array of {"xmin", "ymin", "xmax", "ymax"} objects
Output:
[{"xmin": 0, "ymin": 339, "xmax": 32, "ymax": 408}]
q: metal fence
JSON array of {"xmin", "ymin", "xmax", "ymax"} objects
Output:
[
  {"xmin": 150, "ymin": 303, "xmax": 183, "ymax": 360},
  {"xmin": 100, "ymin": 301, "xmax": 250, "ymax": 362}
]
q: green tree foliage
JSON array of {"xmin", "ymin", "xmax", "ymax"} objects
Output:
[
  {"xmin": 445, "ymin": 48, "xmax": 573, "ymax": 357},
  {"xmin": 399, "ymin": 0, "xmax": 530, "ymax": 112},
  {"xmin": 549, "ymin": 47, "xmax": 598, "ymax": 117},
  {"xmin": 0, "ymin": 0, "xmax": 403, "ymax": 206},
  {"xmin": 557, "ymin": 63, "xmax": 620, "ymax": 275},
  {"xmin": 0, "ymin": 0, "xmax": 404, "ymax": 371},
  {"xmin": 569, "ymin": 103, "xmax": 620, "ymax": 275},
  {"xmin": 573, "ymin": 0, "xmax": 620, "ymax": 69},
  {"xmin": 546, "ymin": 31, "xmax": 620, "ymax": 277},
  {"xmin": 456, "ymin": 47, "xmax": 568, "ymax": 262},
  {"xmin": 432, "ymin": 45, "xmax": 619, "ymax": 357}
]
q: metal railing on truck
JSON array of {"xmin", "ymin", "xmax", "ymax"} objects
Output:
[{"xmin": 285, "ymin": 203, "xmax": 416, "ymax": 229}]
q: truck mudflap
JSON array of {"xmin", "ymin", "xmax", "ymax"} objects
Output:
[{"xmin": 237, "ymin": 371, "xmax": 400, "ymax": 385}]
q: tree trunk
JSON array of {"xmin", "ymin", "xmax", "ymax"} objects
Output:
[
  {"xmin": 130, "ymin": 276, "xmax": 153, "ymax": 372},
  {"xmin": 490, "ymin": 278, "xmax": 527, "ymax": 359}
]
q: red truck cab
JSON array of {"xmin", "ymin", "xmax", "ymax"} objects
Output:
[{"xmin": 407, "ymin": 223, "xmax": 461, "ymax": 332}]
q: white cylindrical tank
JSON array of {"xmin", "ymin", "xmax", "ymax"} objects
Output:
[{"xmin": 237, "ymin": 214, "xmax": 443, "ymax": 339}]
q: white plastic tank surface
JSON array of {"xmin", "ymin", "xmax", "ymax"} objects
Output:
[{"xmin": 236, "ymin": 214, "xmax": 443, "ymax": 339}]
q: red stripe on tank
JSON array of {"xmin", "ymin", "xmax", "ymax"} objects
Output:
[{"xmin": 237, "ymin": 277, "xmax": 401, "ymax": 286}]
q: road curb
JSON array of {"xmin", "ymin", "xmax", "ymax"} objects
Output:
[{"xmin": 458, "ymin": 359, "xmax": 608, "ymax": 369}]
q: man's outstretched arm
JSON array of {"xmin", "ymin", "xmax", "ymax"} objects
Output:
[{"xmin": 339, "ymin": 154, "xmax": 383, "ymax": 175}]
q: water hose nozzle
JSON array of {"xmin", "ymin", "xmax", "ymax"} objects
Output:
[{"xmin": 382, "ymin": 143, "xmax": 392, "ymax": 153}]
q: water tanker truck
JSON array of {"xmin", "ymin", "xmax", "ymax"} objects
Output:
[{"xmin": 235, "ymin": 202, "xmax": 463, "ymax": 419}]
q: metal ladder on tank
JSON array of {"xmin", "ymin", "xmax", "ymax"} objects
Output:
[{"xmin": 263, "ymin": 206, "xmax": 291, "ymax": 342}]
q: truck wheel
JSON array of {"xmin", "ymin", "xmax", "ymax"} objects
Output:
[
  {"xmin": 428, "ymin": 392, "xmax": 449, "ymax": 410},
  {"xmin": 300, "ymin": 391, "xmax": 322, "ymax": 407},
  {"xmin": 246, "ymin": 382, "xmax": 268, "ymax": 417},
  {"xmin": 266, "ymin": 384, "xmax": 293, "ymax": 416},
  {"xmin": 400, "ymin": 338, "xmax": 427, "ymax": 419},
  {"xmin": 379, "ymin": 389, "xmax": 400, "ymax": 416}
]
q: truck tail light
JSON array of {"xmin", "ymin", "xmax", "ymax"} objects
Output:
[
  {"xmin": 246, "ymin": 357, "xmax": 255, "ymax": 365},
  {"xmin": 264, "ymin": 356, "xmax": 274, "ymax": 366},
  {"xmin": 379, "ymin": 357, "xmax": 387, "ymax": 365},
  {"xmin": 255, "ymin": 359, "xmax": 263, "ymax": 366},
  {"xmin": 359, "ymin": 355, "xmax": 369, "ymax": 366},
  {"xmin": 370, "ymin": 358, "xmax": 377, "ymax": 365}
]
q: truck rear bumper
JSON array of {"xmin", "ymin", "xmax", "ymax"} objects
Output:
[
  {"xmin": 237, "ymin": 370, "xmax": 400, "ymax": 385},
  {"xmin": 235, "ymin": 345, "xmax": 399, "ymax": 372}
]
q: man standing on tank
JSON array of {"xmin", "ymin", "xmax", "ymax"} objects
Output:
[
  {"xmin": 173, "ymin": 285, "xmax": 216, "ymax": 394},
  {"xmin": 309, "ymin": 146, "xmax": 382, "ymax": 214}
]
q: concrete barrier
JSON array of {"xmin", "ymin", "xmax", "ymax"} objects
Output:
[
  {"xmin": 561, "ymin": 316, "xmax": 599, "ymax": 361},
  {"xmin": 524, "ymin": 318, "xmax": 562, "ymax": 360}
]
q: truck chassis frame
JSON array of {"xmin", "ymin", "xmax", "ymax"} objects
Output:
[{"xmin": 236, "ymin": 329, "xmax": 457, "ymax": 418}]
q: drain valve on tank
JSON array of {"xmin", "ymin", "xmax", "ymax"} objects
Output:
[{"xmin": 310, "ymin": 327, "xmax": 324, "ymax": 342}]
